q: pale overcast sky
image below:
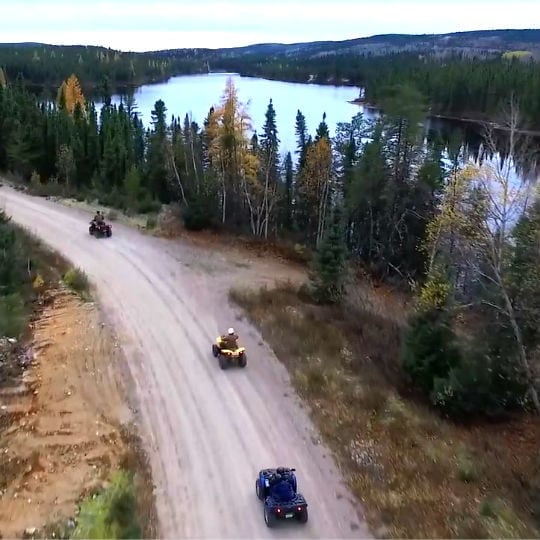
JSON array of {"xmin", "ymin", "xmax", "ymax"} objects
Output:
[{"xmin": 2, "ymin": 0, "xmax": 538, "ymax": 51}]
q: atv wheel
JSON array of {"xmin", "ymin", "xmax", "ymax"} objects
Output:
[
  {"xmin": 264, "ymin": 507, "xmax": 275, "ymax": 528},
  {"xmin": 212, "ymin": 344, "xmax": 219, "ymax": 358},
  {"xmin": 239, "ymin": 352, "xmax": 247, "ymax": 368},
  {"xmin": 297, "ymin": 508, "xmax": 308, "ymax": 524},
  {"xmin": 218, "ymin": 354, "xmax": 228, "ymax": 370},
  {"xmin": 106, "ymin": 229, "xmax": 112, "ymax": 237}
]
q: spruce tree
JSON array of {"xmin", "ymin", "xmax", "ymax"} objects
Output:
[
  {"xmin": 283, "ymin": 151, "xmax": 293, "ymax": 230},
  {"xmin": 310, "ymin": 205, "xmax": 347, "ymax": 304},
  {"xmin": 315, "ymin": 112, "xmax": 329, "ymax": 141},
  {"xmin": 294, "ymin": 109, "xmax": 308, "ymax": 171},
  {"xmin": 260, "ymin": 99, "xmax": 280, "ymax": 186}
]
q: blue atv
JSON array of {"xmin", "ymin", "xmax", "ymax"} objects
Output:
[{"xmin": 255, "ymin": 467, "xmax": 308, "ymax": 527}]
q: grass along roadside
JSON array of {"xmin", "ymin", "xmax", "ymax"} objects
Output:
[
  {"xmin": 230, "ymin": 282, "xmax": 540, "ymax": 538},
  {"xmin": 3, "ymin": 176, "xmax": 314, "ymax": 266},
  {"xmin": 3, "ymin": 176, "xmax": 159, "ymax": 232},
  {"xmin": 0, "ymin": 217, "xmax": 157, "ymax": 539}
]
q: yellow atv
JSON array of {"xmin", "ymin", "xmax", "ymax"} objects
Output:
[{"xmin": 212, "ymin": 337, "xmax": 247, "ymax": 369}]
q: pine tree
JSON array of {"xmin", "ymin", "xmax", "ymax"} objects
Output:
[
  {"xmin": 260, "ymin": 98, "xmax": 280, "ymax": 186},
  {"xmin": 146, "ymin": 99, "xmax": 171, "ymax": 202},
  {"xmin": 295, "ymin": 109, "xmax": 308, "ymax": 171},
  {"xmin": 56, "ymin": 144, "xmax": 76, "ymax": 187},
  {"xmin": 315, "ymin": 112, "xmax": 329, "ymax": 142},
  {"xmin": 310, "ymin": 205, "xmax": 347, "ymax": 304},
  {"xmin": 283, "ymin": 151, "xmax": 293, "ymax": 230}
]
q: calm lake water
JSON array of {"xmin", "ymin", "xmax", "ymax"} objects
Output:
[{"xmin": 105, "ymin": 72, "xmax": 367, "ymax": 156}]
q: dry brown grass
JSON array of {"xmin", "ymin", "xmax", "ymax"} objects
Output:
[{"xmin": 230, "ymin": 281, "xmax": 540, "ymax": 539}]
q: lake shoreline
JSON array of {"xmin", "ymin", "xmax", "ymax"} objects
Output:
[{"xmin": 348, "ymin": 98, "xmax": 540, "ymax": 137}]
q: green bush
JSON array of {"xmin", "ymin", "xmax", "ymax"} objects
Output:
[
  {"xmin": 431, "ymin": 348, "xmax": 526, "ymax": 418},
  {"xmin": 182, "ymin": 195, "xmax": 215, "ymax": 231},
  {"xmin": 97, "ymin": 188, "xmax": 126, "ymax": 211},
  {"xmin": 401, "ymin": 309, "xmax": 461, "ymax": 393},
  {"xmin": 455, "ymin": 446, "xmax": 479, "ymax": 482},
  {"xmin": 0, "ymin": 293, "xmax": 26, "ymax": 338},
  {"xmin": 134, "ymin": 196, "xmax": 161, "ymax": 215},
  {"xmin": 73, "ymin": 471, "xmax": 141, "ymax": 539},
  {"xmin": 63, "ymin": 267, "xmax": 90, "ymax": 294},
  {"xmin": 0, "ymin": 212, "xmax": 25, "ymax": 295},
  {"xmin": 309, "ymin": 206, "xmax": 347, "ymax": 304},
  {"xmin": 145, "ymin": 215, "xmax": 157, "ymax": 230}
]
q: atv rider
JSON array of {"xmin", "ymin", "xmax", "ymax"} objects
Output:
[
  {"xmin": 219, "ymin": 327, "xmax": 239, "ymax": 351},
  {"xmin": 93, "ymin": 211, "xmax": 104, "ymax": 224},
  {"xmin": 269, "ymin": 471, "xmax": 295, "ymax": 502}
]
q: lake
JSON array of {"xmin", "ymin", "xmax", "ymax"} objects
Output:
[{"xmin": 105, "ymin": 72, "xmax": 368, "ymax": 156}]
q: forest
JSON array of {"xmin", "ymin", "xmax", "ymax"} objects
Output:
[
  {"xmin": 213, "ymin": 52, "xmax": 540, "ymax": 127},
  {"xmin": 0, "ymin": 44, "xmax": 206, "ymax": 90},
  {"xmin": 1, "ymin": 71, "xmax": 539, "ymax": 420},
  {"xmin": 1, "ymin": 41, "xmax": 540, "ymax": 126}
]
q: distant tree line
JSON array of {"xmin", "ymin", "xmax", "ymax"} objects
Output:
[
  {"xmin": 1, "ymin": 44, "xmax": 540, "ymax": 127},
  {"xmin": 214, "ymin": 52, "xmax": 540, "ymax": 128},
  {"xmin": 0, "ymin": 44, "xmax": 206, "ymax": 91}
]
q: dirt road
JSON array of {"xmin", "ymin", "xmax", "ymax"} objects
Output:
[{"xmin": 1, "ymin": 186, "xmax": 372, "ymax": 539}]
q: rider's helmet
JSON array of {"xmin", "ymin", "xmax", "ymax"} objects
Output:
[
  {"xmin": 276, "ymin": 467, "xmax": 286, "ymax": 475},
  {"xmin": 228, "ymin": 328, "xmax": 235, "ymax": 335}
]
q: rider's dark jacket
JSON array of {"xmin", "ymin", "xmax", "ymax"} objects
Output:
[{"xmin": 271, "ymin": 479, "xmax": 295, "ymax": 502}]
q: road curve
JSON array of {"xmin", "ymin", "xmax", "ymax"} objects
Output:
[{"xmin": 1, "ymin": 186, "xmax": 372, "ymax": 539}]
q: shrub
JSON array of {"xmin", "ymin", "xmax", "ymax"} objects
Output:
[
  {"xmin": 431, "ymin": 348, "xmax": 526, "ymax": 418},
  {"xmin": 135, "ymin": 196, "xmax": 161, "ymax": 215},
  {"xmin": 182, "ymin": 195, "xmax": 215, "ymax": 231},
  {"xmin": 30, "ymin": 170, "xmax": 41, "ymax": 189},
  {"xmin": 0, "ymin": 293, "xmax": 26, "ymax": 338},
  {"xmin": 73, "ymin": 471, "xmax": 141, "ymax": 539},
  {"xmin": 401, "ymin": 309, "xmax": 461, "ymax": 393},
  {"xmin": 309, "ymin": 206, "xmax": 347, "ymax": 304},
  {"xmin": 0, "ymin": 211, "xmax": 26, "ymax": 294},
  {"xmin": 63, "ymin": 267, "xmax": 90, "ymax": 295},
  {"xmin": 455, "ymin": 446, "xmax": 478, "ymax": 482},
  {"xmin": 145, "ymin": 215, "xmax": 157, "ymax": 230}
]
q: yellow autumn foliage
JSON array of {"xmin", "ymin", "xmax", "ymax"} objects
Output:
[
  {"xmin": 418, "ymin": 273, "xmax": 451, "ymax": 311},
  {"xmin": 57, "ymin": 74, "xmax": 86, "ymax": 115},
  {"xmin": 207, "ymin": 77, "xmax": 258, "ymax": 182},
  {"xmin": 301, "ymin": 138, "xmax": 332, "ymax": 194},
  {"xmin": 423, "ymin": 164, "xmax": 480, "ymax": 267},
  {"xmin": 32, "ymin": 273, "xmax": 45, "ymax": 292}
]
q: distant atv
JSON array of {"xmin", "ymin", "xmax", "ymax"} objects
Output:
[
  {"xmin": 212, "ymin": 337, "xmax": 247, "ymax": 369},
  {"xmin": 89, "ymin": 220, "xmax": 112, "ymax": 238}
]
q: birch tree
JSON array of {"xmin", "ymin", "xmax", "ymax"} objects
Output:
[
  {"xmin": 296, "ymin": 137, "xmax": 333, "ymax": 246},
  {"xmin": 206, "ymin": 77, "xmax": 261, "ymax": 229},
  {"xmin": 423, "ymin": 98, "xmax": 539, "ymax": 412}
]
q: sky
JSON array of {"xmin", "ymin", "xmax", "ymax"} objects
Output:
[{"xmin": 2, "ymin": 0, "xmax": 539, "ymax": 51}]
